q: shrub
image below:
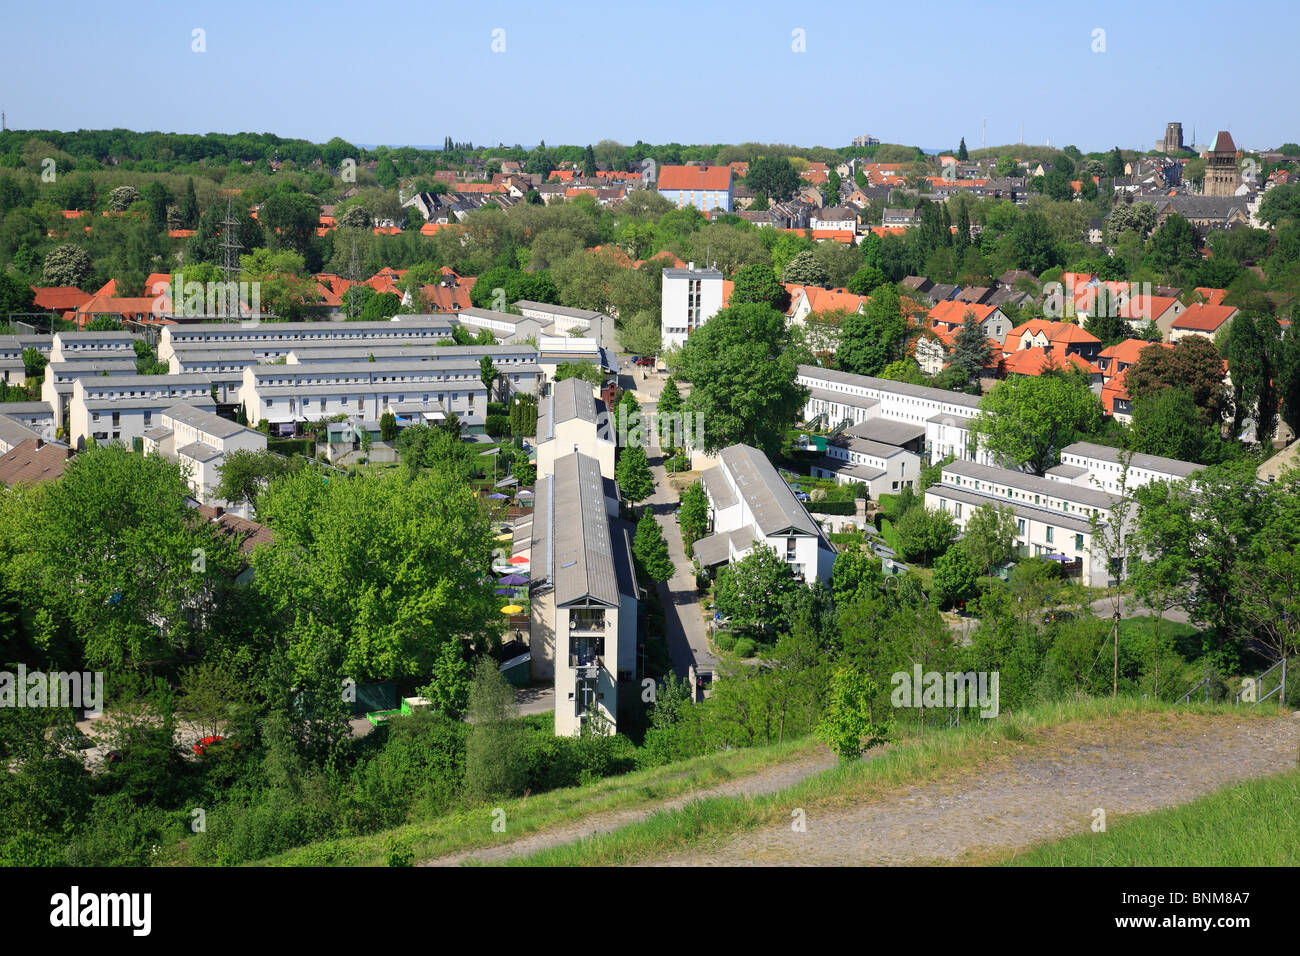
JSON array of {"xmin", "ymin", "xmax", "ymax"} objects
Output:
[
  {"xmin": 385, "ymin": 838, "xmax": 415, "ymax": 867},
  {"xmin": 485, "ymin": 414, "xmax": 510, "ymax": 437},
  {"xmin": 733, "ymin": 637, "xmax": 758, "ymax": 658},
  {"xmin": 715, "ymin": 633, "xmax": 736, "ymax": 651}
]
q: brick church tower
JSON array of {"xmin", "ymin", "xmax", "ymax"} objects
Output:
[{"xmin": 1203, "ymin": 131, "xmax": 1240, "ymax": 196}]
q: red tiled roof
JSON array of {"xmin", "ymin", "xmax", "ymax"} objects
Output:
[
  {"xmin": 928, "ymin": 300, "xmax": 1000, "ymax": 329},
  {"xmin": 810, "ymin": 229, "xmax": 854, "ymax": 243},
  {"xmin": 1003, "ymin": 346, "xmax": 1100, "ymax": 377},
  {"xmin": 1171, "ymin": 303, "xmax": 1238, "ymax": 332},
  {"xmin": 657, "ymin": 165, "xmax": 732, "ymax": 191},
  {"xmin": 30, "ymin": 286, "xmax": 91, "ymax": 311},
  {"xmin": 1194, "ymin": 287, "xmax": 1228, "ymax": 306}
]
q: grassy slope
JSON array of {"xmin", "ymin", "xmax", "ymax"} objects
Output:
[
  {"xmin": 507, "ymin": 701, "xmax": 1276, "ymax": 867},
  {"xmin": 1000, "ymin": 768, "xmax": 1300, "ymax": 866},
  {"xmin": 256, "ymin": 735, "xmax": 824, "ymax": 867}
]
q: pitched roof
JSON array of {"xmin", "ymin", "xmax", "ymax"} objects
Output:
[
  {"xmin": 544, "ymin": 453, "xmax": 621, "ymax": 607},
  {"xmin": 1171, "ymin": 303, "xmax": 1238, "ymax": 332},
  {"xmin": 1061, "ymin": 441, "xmax": 1204, "ymax": 478},
  {"xmin": 0, "ymin": 439, "xmax": 73, "ymax": 487},
  {"xmin": 1212, "ymin": 131, "xmax": 1237, "ymax": 154},
  {"xmin": 718, "ymin": 443, "xmax": 824, "ymax": 539},
  {"xmin": 928, "ymin": 300, "xmax": 1000, "ymax": 328},
  {"xmin": 657, "ymin": 165, "xmax": 732, "ymax": 191},
  {"xmin": 1002, "ymin": 346, "xmax": 1100, "ymax": 377},
  {"xmin": 31, "ymin": 286, "xmax": 91, "ymax": 312}
]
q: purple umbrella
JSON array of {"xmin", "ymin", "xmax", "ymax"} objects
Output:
[
  {"xmin": 488, "ymin": 492, "xmax": 510, "ymax": 500},
  {"xmin": 498, "ymin": 573, "xmax": 529, "ymax": 585},
  {"xmin": 494, "ymin": 587, "xmax": 517, "ymax": 596}
]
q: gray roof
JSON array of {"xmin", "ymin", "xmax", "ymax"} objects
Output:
[
  {"xmin": 1044, "ymin": 463, "xmax": 1089, "ymax": 480},
  {"xmin": 48, "ymin": 360, "xmax": 138, "ymax": 378},
  {"xmin": 844, "ymin": 418, "xmax": 926, "ymax": 446},
  {"xmin": 0, "ymin": 416, "xmax": 40, "ymax": 448},
  {"xmin": 142, "ymin": 426, "xmax": 173, "ymax": 442},
  {"xmin": 547, "ymin": 377, "xmax": 600, "ymax": 432},
  {"xmin": 926, "ymin": 411, "xmax": 973, "ymax": 426},
  {"xmin": 0, "ymin": 402, "xmax": 55, "ymax": 417},
  {"xmin": 514, "ymin": 301, "xmax": 604, "ymax": 321},
  {"xmin": 662, "ymin": 267, "xmax": 723, "ymax": 279},
  {"xmin": 546, "ymin": 453, "xmax": 620, "ymax": 607},
  {"xmin": 813, "ymin": 455, "xmax": 885, "ymax": 482},
  {"xmin": 163, "ymin": 403, "xmax": 249, "ymax": 440},
  {"xmin": 837, "ymin": 437, "xmax": 909, "ymax": 460},
  {"xmin": 692, "ymin": 525, "xmax": 757, "ymax": 567},
  {"xmin": 799, "ymin": 364, "xmax": 983, "ymax": 409},
  {"xmin": 1060, "ymin": 441, "xmax": 1204, "ymax": 478},
  {"xmin": 1141, "ymin": 195, "xmax": 1249, "ymax": 220},
  {"xmin": 56, "ymin": 331, "xmax": 136, "ymax": 342},
  {"xmin": 699, "ymin": 465, "xmax": 739, "ymax": 512},
  {"xmin": 943, "ymin": 459, "xmax": 1118, "ymax": 510},
  {"xmin": 176, "ymin": 440, "xmax": 222, "ymax": 463},
  {"xmin": 165, "ymin": 318, "xmax": 453, "ymax": 337},
  {"xmin": 927, "ymin": 482, "xmax": 1097, "ymax": 535},
  {"xmin": 807, "ymin": 386, "xmax": 880, "ymax": 410},
  {"xmin": 718, "ymin": 444, "xmax": 820, "ymax": 538},
  {"xmin": 249, "ymin": 359, "xmax": 483, "ymax": 378},
  {"xmin": 456, "ymin": 307, "xmax": 532, "ymax": 326},
  {"xmin": 78, "ymin": 373, "xmax": 213, "ymax": 389}
]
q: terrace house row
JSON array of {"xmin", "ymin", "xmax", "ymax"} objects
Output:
[
  {"xmin": 142, "ymin": 403, "xmax": 267, "ymax": 515},
  {"xmin": 158, "ymin": 316, "xmax": 455, "ymax": 362},
  {"xmin": 69, "ymin": 374, "xmax": 216, "ymax": 450}
]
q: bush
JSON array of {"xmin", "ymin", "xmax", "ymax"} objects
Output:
[
  {"xmin": 485, "ymin": 414, "xmax": 510, "ymax": 437},
  {"xmin": 806, "ymin": 499, "xmax": 856, "ymax": 515},
  {"xmin": 268, "ymin": 438, "xmax": 314, "ymax": 457},
  {"xmin": 385, "ymin": 838, "xmax": 415, "ymax": 867},
  {"xmin": 733, "ymin": 638, "xmax": 758, "ymax": 658},
  {"xmin": 715, "ymin": 633, "xmax": 736, "ymax": 651}
]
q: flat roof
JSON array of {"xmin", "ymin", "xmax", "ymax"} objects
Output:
[
  {"xmin": 844, "ymin": 419, "xmax": 927, "ymax": 446},
  {"xmin": 163, "ymin": 403, "xmax": 251, "ymax": 440}
]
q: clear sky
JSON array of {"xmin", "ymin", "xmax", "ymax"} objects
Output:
[{"xmin": 4, "ymin": 0, "xmax": 1295, "ymax": 154}]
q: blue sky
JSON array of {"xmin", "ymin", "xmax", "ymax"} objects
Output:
[{"xmin": 4, "ymin": 0, "xmax": 1295, "ymax": 153}]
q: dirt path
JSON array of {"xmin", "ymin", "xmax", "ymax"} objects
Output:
[
  {"xmin": 650, "ymin": 713, "xmax": 1300, "ymax": 866},
  {"xmin": 419, "ymin": 749, "xmax": 840, "ymax": 867}
]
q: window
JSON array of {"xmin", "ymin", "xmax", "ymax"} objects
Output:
[
  {"xmin": 1075, "ymin": 533, "xmax": 1084, "ymax": 551},
  {"xmin": 786, "ymin": 536, "xmax": 797, "ymax": 561},
  {"xmin": 1046, "ymin": 527, "xmax": 1054, "ymax": 544},
  {"xmin": 1017, "ymin": 519, "xmax": 1026, "ymax": 534},
  {"xmin": 955, "ymin": 502, "xmax": 962, "ymax": 518}
]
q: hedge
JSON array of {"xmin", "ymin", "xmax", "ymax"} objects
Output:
[
  {"xmin": 268, "ymin": 438, "xmax": 315, "ymax": 457},
  {"xmin": 806, "ymin": 499, "xmax": 857, "ymax": 515}
]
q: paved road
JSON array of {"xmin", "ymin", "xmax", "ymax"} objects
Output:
[
  {"xmin": 515, "ymin": 684, "xmax": 555, "ymax": 716},
  {"xmin": 1088, "ymin": 596, "xmax": 1191, "ymax": 626},
  {"xmin": 647, "ymin": 454, "xmax": 716, "ymax": 679}
]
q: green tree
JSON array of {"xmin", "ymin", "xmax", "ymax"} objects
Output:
[
  {"xmin": 1125, "ymin": 335, "xmax": 1230, "ymax": 428},
  {"xmin": 615, "ymin": 445, "xmax": 655, "ymax": 505},
  {"xmin": 180, "ymin": 177, "xmax": 200, "ymax": 228},
  {"xmin": 846, "ymin": 264, "xmax": 887, "ymax": 296},
  {"xmin": 0, "ymin": 273, "xmax": 35, "ymax": 317},
  {"xmin": 678, "ymin": 481, "xmax": 709, "ymax": 557},
  {"xmin": 1009, "ymin": 210, "xmax": 1060, "ymax": 274},
  {"xmin": 677, "ymin": 303, "xmax": 809, "ymax": 457},
  {"xmin": 1129, "ymin": 387, "xmax": 1212, "ymax": 462},
  {"xmin": 730, "ymin": 262, "xmax": 790, "ymax": 311},
  {"xmin": 713, "ymin": 544, "xmax": 802, "ymax": 642},
  {"xmin": 958, "ymin": 503, "xmax": 1019, "ymax": 575},
  {"xmin": 633, "ymin": 511, "xmax": 674, "ymax": 581},
  {"xmin": 252, "ymin": 467, "xmax": 501, "ymax": 684},
  {"xmin": 972, "ymin": 371, "xmax": 1103, "ymax": 474},
  {"xmin": 479, "ymin": 355, "xmax": 499, "ymax": 398},
  {"xmin": 553, "ymin": 360, "xmax": 604, "ymax": 387},
  {"xmin": 836, "ymin": 284, "xmax": 906, "ymax": 377},
  {"xmin": 816, "ymin": 664, "xmax": 892, "ymax": 760},
  {"xmin": 893, "ymin": 504, "xmax": 958, "ymax": 565},
  {"xmin": 745, "ymin": 156, "xmax": 800, "ymax": 202},
  {"xmin": 462, "ymin": 658, "xmax": 527, "ymax": 800},
  {"xmin": 418, "ymin": 639, "xmax": 473, "ymax": 719},
  {"xmin": 781, "ymin": 250, "xmax": 829, "ymax": 286},
  {"xmin": 932, "ymin": 546, "xmax": 978, "ymax": 607},
  {"xmin": 949, "ymin": 310, "xmax": 994, "ymax": 385},
  {"xmin": 41, "ymin": 243, "xmax": 92, "ymax": 286},
  {"xmin": 956, "ymin": 138, "xmax": 968, "ymax": 161},
  {"xmin": 214, "ymin": 448, "xmax": 301, "ymax": 515},
  {"xmin": 379, "ymin": 412, "xmax": 398, "ymax": 442},
  {"xmin": 831, "ymin": 547, "xmax": 884, "ymax": 606}
]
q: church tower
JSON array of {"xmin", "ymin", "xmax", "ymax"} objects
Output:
[{"xmin": 1203, "ymin": 131, "xmax": 1240, "ymax": 196}]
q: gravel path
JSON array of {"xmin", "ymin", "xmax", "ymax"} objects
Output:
[
  {"xmin": 650, "ymin": 713, "xmax": 1300, "ymax": 866},
  {"xmin": 419, "ymin": 749, "xmax": 840, "ymax": 867}
]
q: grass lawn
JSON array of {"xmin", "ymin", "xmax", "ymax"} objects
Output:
[
  {"xmin": 999, "ymin": 768, "xmax": 1300, "ymax": 866},
  {"xmin": 880, "ymin": 518, "xmax": 902, "ymax": 554}
]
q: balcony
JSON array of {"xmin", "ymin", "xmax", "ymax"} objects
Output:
[{"xmin": 568, "ymin": 611, "xmax": 607, "ymax": 635}]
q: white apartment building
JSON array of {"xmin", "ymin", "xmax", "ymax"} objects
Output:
[
  {"xmin": 924, "ymin": 459, "xmax": 1127, "ymax": 587},
  {"xmin": 515, "ymin": 301, "xmax": 615, "ymax": 350},
  {"xmin": 535, "ymin": 377, "xmax": 616, "ymax": 480},
  {"xmin": 797, "ymin": 364, "xmax": 993, "ymax": 466},
  {"xmin": 661, "ymin": 265, "xmax": 724, "ymax": 351},
  {"xmin": 529, "ymin": 452, "xmax": 639, "ymax": 736},
  {"xmin": 42, "ymin": 359, "xmax": 139, "ymax": 425},
  {"xmin": 142, "ymin": 404, "xmax": 267, "ymax": 512},
  {"xmin": 1048, "ymin": 441, "xmax": 1204, "ymax": 495},
  {"xmin": 0, "ymin": 336, "xmax": 26, "ymax": 384},
  {"xmin": 453, "ymin": 308, "xmax": 546, "ymax": 343},
  {"xmin": 693, "ymin": 443, "xmax": 836, "ymax": 585},
  {"xmin": 158, "ymin": 316, "xmax": 455, "ymax": 362},
  {"xmin": 0, "ymin": 414, "xmax": 41, "ymax": 454},
  {"xmin": 812, "ymin": 437, "xmax": 920, "ymax": 495},
  {"xmin": 69, "ymin": 374, "xmax": 215, "ymax": 450},
  {"xmin": 238, "ymin": 360, "xmax": 493, "ymax": 428},
  {"xmin": 0, "ymin": 401, "xmax": 57, "ymax": 440},
  {"xmin": 50, "ymin": 331, "xmax": 137, "ymax": 365}
]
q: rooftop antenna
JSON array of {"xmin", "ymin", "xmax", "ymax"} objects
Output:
[{"xmin": 982, "ymin": 116, "xmax": 986, "ymax": 150}]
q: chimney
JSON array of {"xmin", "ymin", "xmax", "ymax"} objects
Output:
[{"xmin": 687, "ymin": 261, "xmax": 695, "ymax": 272}]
